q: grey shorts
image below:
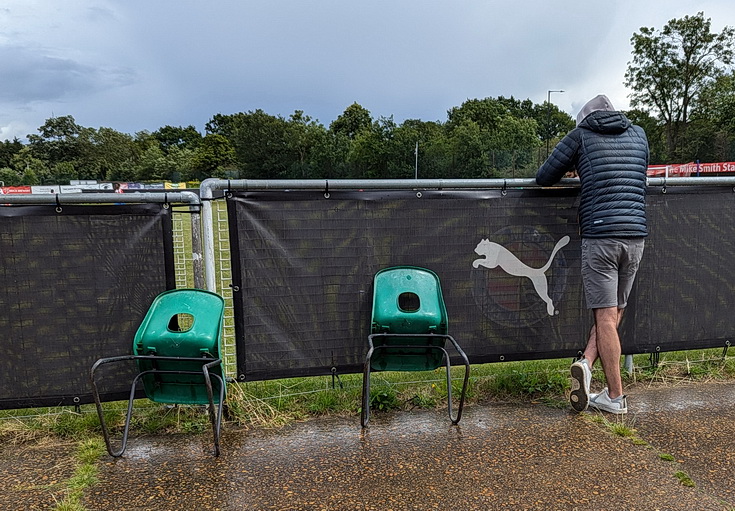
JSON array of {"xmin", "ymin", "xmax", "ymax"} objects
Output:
[{"xmin": 581, "ymin": 238, "xmax": 645, "ymax": 309}]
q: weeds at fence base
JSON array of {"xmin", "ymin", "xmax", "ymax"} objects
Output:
[{"xmin": 1, "ymin": 348, "xmax": 734, "ymax": 443}]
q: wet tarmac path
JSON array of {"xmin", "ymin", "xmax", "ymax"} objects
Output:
[{"xmin": 2, "ymin": 381, "xmax": 734, "ymax": 510}]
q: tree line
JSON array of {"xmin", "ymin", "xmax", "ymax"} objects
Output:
[{"xmin": 1, "ymin": 12, "xmax": 733, "ymax": 186}]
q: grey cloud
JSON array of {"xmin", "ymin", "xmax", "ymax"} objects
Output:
[{"xmin": 0, "ymin": 45, "xmax": 136, "ymax": 104}]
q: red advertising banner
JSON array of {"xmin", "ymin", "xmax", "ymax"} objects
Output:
[
  {"xmin": 0, "ymin": 186, "xmax": 32, "ymax": 194},
  {"xmin": 647, "ymin": 162, "xmax": 735, "ymax": 177}
]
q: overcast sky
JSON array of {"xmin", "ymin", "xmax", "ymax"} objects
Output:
[{"xmin": 1, "ymin": 1, "xmax": 734, "ymax": 141}]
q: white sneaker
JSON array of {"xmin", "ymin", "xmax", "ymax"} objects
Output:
[
  {"xmin": 589, "ymin": 388, "xmax": 628, "ymax": 415},
  {"xmin": 569, "ymin": 358, "xmax": 592, "ymax": 412}
]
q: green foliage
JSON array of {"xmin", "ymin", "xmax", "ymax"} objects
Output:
[
  {"xmin": 626, "ymin": 12, "xmax": 735, "ymax": 161},
  {"xmin": 0, "ymin": 166, "xmax": 21, "ymax": 186},
  {"xmin": 0, "ymin": 137, "xmax": 23, "ymax": 168},
  {"xmin": 369, "ymin": 388, "xmax": 400, "ymax": 411},
  {"xmin": 190, "ymin": 134, "xmax": 237, "ymax": 180},
  {"xmin": 330, "ymin": 102, "xmax": 373, "ymax": 139},
  {"xmin": 674, "ymin": 470, "xmax": 696, "ymax": 487},
  {"xmin": 152, "ymin": 125, "xmax": 202, "ymax": 152},
  {"xmin": 4, "ymin": 94, "xmax": 575, "ymax": 184},
  {"xmin": 488, "ymin": 364, "xmax": 568, "ymax": 397},
  {"xmin": 50, "ymin": 438, "xmax": 105, "ymax": 511}
]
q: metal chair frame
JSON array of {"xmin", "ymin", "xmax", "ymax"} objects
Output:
[
  {"xmin": 90, "ymin": 354, "xmax": 225, "ymax": 457},
  {"xmin": 361, "ymin": 332, "xmax": 470, "ymax": 428}
]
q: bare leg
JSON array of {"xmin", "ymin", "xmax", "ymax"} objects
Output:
[
  {"xmin": 590, "ymin": 307, "xmax": 624, "ymax": 398},
  {"xmin": 583, "ymin": 308, "xmax": 624, "ymax": 369}
]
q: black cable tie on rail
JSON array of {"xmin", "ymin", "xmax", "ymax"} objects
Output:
[
  {"xmin": 501, "ymin": 180, "xmax": 507, "ymax": 196},
  {"xmin": 324, "ymin": 180, "xmax": 330, "ymax": 198},
  {"xmin": 163, "ymin": 192, "xmax": 170, "ymax": 209},
  {"xmin": 55, "ymin": 194, "xmax": 62, "ymax": 213}
]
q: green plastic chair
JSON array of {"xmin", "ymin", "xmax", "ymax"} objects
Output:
[
  {"xmin": 361, "ymin": 266, "xmax": 470, "ymax": 427},
  {"xmin": 91, "ymin": 289, "xmax": 226, "ymax": 457}
]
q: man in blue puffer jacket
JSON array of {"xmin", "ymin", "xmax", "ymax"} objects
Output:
[{"xmin": 536, "ymin": 94, "xmax": 649, "ymax": 415}]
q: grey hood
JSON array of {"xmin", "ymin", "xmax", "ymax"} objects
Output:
[{"xmin": 576, "ymin": 94, "xmax": 615, "ymax": 126}]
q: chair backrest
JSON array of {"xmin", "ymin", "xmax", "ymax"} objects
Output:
[
  {"xmin": 370, "ymin": 266, "xmax": 448, "ymax": 371},
  {"xmin": 133, "ymin": 289, "xmax": 225, "ymax": 404}
]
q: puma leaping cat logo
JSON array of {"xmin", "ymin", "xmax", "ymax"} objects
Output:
[{"xmin": 472, "ymin": 235, "xmax": 570, "ymax": 315}]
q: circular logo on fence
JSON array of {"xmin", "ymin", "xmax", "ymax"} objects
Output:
[{"xmin": 471, "ymin": 226, "xmax": 570, "ymax": 328}]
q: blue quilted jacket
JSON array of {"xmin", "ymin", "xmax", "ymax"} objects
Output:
[{"xmin": 536, "ymin": 110, "xmax": 649, "ymax": 238}]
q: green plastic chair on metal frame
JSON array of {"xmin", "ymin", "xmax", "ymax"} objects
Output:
[
  {"xmin": 90, "ymin": 288, "xmax": 226, "ymax": 456},
  {"xmin": 361, "ymin": 266, "xmax": 470, "ymax": 427}
]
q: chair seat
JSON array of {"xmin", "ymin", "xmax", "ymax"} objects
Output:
[
  {"xmin": 362, "ymin": 267, "xmax": 470, "ymax": 427},
  {"xmin": 134, "ymin": 288, "xmax": 225, "ymax": 405},
  {"xmin": 91, "ymin": 288, "xmax": 227, "ymax": 457}
]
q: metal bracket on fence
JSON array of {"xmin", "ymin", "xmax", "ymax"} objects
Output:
[
  {"xmin": 330, "ymin": 366, "xmax": 343, "ymax": 389},
  {"xmin": 648, "ymin": 348, "xmax": 661, "ymax": 368},
  {"xmin": 723, "ymin": 340, "xmax": 731, "ymax": 359}
]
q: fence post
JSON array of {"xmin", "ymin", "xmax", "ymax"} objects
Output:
[
  {"xmin": 190, "ymin": 206, "xmax": 205, "ymax": 289},
  {"xmin": 200, "ymin": 180, "xmax": 219, "ymax": 293},
  {"xmin": 624, "ymin": 354, "xmax": 634, "ymax": 374}
]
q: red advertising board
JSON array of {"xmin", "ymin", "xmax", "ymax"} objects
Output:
[
  {"xmin": 647, "ymin": 162, "xmax": 735, "ymax": 177},
  {"xmin": 0, "ymin": 186, "xmax": 32, "ymax": 194}
]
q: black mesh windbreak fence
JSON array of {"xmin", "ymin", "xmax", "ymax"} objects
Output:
[
  {"xmin": 0, "ymin": 204, "xmax": 174, "ymax": 409},
  {"xmin": 229, "ymin": 186, "xmax": 735, "ymax": 381},
  {"xmin": 621, "ymin": 186, "xmax": 735, "ymax": 353},
  {"xmin": 228, "ymin": 189, "xmax": 588, "ymax": 381}
]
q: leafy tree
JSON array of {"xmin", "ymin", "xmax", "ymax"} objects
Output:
[
  {"xmin": 135, "ymin": 145, "xmax": 167, "ymax": 181},
  {"xmin": 0, "ymin": 167, "xmax": 22, "ymax": 186},
  {"xmin": 27, "ymin": 115, "xmax": 84, "ymax": 164},
  {"xmin": 329, "ymin": 103, "xmax": 372, "ymax": 139},
  {"xmin": 447, "ymin": 121, "xmax": 490, "ymax": 178},
  {"xmin": 688, "ymin": 70, "xmax": 735, "ymax": 160},
  {"xmin": 190, "ymin": 134, "xmax": 236, "ymax": 180},
  {"xmin": 446, "ymin": 98, "xmax": 506, "ymax": 132},
  {"xmin": 21, "ymin": 167, "xmax": 40, "ymax": 185},
  {"xmin": 391, "ymin": 119, "xmax": 450, "ymax": 179},
  {"xmin": 152, "ymin": 125, "xmax": 202, "ymax": 152},
  {"xmin": 310, "ymin": 131, "xmax": 352, "ymax": 179},
  {"xmin": 89, "ymin": 127, "xmax": 139, "ymax": 181},
  {"xmin": 11, "ymin": 147, "xmax": 49, "ymax": 183},
  {"xmin": 534, "ymin": 102, "xmax": 574, "ymax": 155},
  {"xmin": 0, "ymin": 138, "xmax": 23, "ymax": 168},
  {"xmin": 625, "ymin": 109, "xmax": 666, "ymax": 164},
  {"xmin": 51, "ymin": 161, "xmax": 78, "ymax": 184},
  {"xmin": 488, "ymin": 115, "xmax": 540, "ymax": 177},
  {"xmin": 625, "ymin": 12, "xmax": 735, "ymax": 160},
  {"xmin": 286, "ymin": 111, "xmax": 328, "ymax": 179},
  {"xmin": 206, "ymin": 110, "xmax": 292, "ymax": 178},
  {"xmin": 348, "ymin": 116, "xmax": 400, "ymax": 179}
]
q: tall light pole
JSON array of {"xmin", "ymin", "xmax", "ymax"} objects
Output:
[{"xmin": 546, "ymin": 89, "xmax": 564, "ymax": 156}]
